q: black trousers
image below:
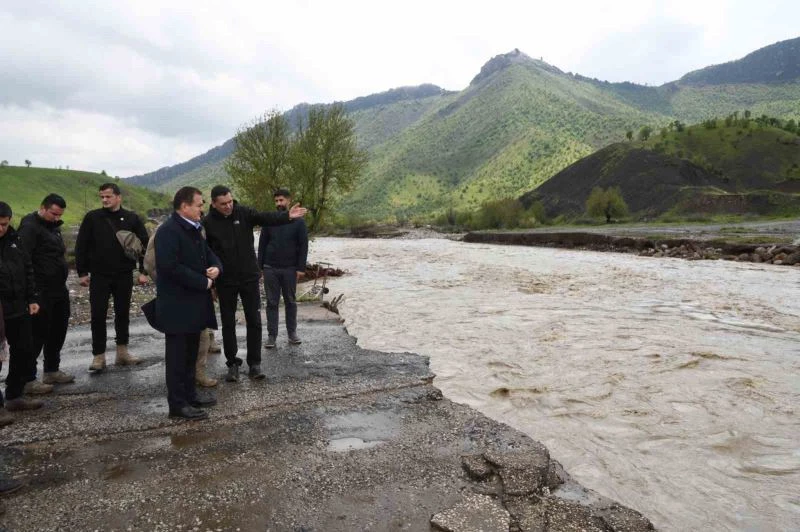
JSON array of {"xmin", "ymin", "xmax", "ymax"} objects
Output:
[
  {"xmin": 264, "ymin": 267, "xmax": 297, "ymax": 337},
  {"xmin": 31, "ymin": 289, "xmax": 71, "ymax": 376},
  {"xmin": 216, "ymin": 280, "xmax": 262, "ymax": 367},
  {"xmin": 89, "ymin": 272, "xmax": 133, "ymax": 355},
  {"xmin": 2, "ymin": 314, "xmax": 35, "ymax": 402},
  {"xmin": 164, "ymin": 332, "xmax": 200, "ymax": 412}
]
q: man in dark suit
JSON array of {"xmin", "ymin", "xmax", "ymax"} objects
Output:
[{"xmin": 154, "ymin": 187, "xmax": 221, "ymax": 420}]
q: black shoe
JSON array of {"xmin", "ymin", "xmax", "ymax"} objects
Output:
[
  {"xmin": 264, "ymin": 335, "xmax": 276, "ymax": 349},
  {"xmin": 225, "ymin": 364, "xmax": 240, "ymax": 382},
  {"xmin": 288, "ymin": 332, "xmax": 302, "ymax": 345},
  {"xmin": 248, "ymin": 365, "xmax": 266, "ymax": 380},
  {"xmin": 168, "ymin": 406, "xmax": 209, "ymax": 420},
  {"xmin": 0, "ymin": 478, "xmax": 23, "ymax": 495},
  {"xmin": 190, "ymin": 396, "xmax": 217, "ymax": 408}
]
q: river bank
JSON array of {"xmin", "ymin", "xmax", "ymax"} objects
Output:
[{"xmin": 1, "ymin": 305, "xmax": 654, "ymax": 531}]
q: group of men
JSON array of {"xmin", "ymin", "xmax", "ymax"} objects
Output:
[{"xmin": 1, "ymin": 182, "xmax": 309, "ymax": 426}]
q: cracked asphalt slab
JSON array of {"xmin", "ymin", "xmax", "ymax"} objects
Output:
[{"xmin": 1, "ymin": 304, "xmax": 654, "ymax": 531}]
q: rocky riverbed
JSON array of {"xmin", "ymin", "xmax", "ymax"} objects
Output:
[
  {"xmin": 463, "ymin": 231, "xmax": 800, "ymax": 266},
  {"xmin": 1, "ymin": 305, "xmax": 654, "ymax": 531}
]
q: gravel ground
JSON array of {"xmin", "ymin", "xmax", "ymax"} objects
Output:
[{"xmin": 1, "ymin": 305, "xmax": 654, "ymax": 531}]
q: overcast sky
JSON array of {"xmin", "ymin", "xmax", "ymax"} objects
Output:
[{"xmin": 1, "ymin": 0, "xmax": 797, "ymax": 177}]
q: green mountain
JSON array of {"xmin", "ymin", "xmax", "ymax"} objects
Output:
[
  {"xmin": 127, "ymin": 37, "xmax": 800, "ymax": 222},
  {"xmin": 521, "ymin": 121, "xmax": 800, "ymax": 219},
  {"xmin": 0, "ymin": 166, "xmax": 171, "ymax": 227}
]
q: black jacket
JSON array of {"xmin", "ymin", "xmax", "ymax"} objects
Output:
[
  {"xmin": 257, "ymin": 217, "xmax": 308, "ymax": 272},
  {"xmin": 0, "ymin": 227, "xmax": 39, "ymax": 319},
  {"xmin": 154, "ymin": 213, "xmax": 222, "ymax": 334},
  {"xmin": 202, "ymin": 202, "xmax": 289, "ymax": 285},
  {"xmin": 75, "ymin": 207, "xmax": 149, "ymax": 276},
  {"xmin": 18, "ymin": 212, "xmax": 69, "ymax": 297}
]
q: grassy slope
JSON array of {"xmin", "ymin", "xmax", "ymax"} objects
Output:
[
  {"xmin": 523, "ymin": 123, "xmax": 800, "ymax": 220},
  {"xmin": 641, "ymin": 122, "xmax": 800, "ymax": 188},
  {"xmin": 346, "ymin": 63, "xmax": 669, "ymax": 220},
  {"xmin": 0, "ymin": 166, "xmax": 171, "ymax": 226}
]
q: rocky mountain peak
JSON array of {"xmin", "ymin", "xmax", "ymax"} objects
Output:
[{"xmin": 470, "ymin": 49, "xmax": 564, "ymax": 85}]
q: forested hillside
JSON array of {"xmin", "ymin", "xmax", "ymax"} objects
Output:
[{"xmin": 126, "ymin": 37, "xmax": 800, "ymax": 223}]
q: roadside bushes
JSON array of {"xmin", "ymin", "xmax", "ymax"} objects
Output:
[{"xmin": 433, "ymin": 198, "xmax": 549, "ymax": 230}]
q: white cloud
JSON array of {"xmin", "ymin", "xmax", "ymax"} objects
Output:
[{"xmin": 0, "ymin": 0, "xmax": 798, "ymax": 176}]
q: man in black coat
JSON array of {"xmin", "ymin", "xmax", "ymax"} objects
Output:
[
  {"xmin": 18, "ymin": 193, "xmax": 74, "ymax": 388},
  {"xmin": 155, "ymin": 187, "xmax": 221, "ymax": 420},
  {"xmin": 257, "ymin": 188, "xmax": 309, "ymax": 348},
  {"xmin": 75, "ymin": 183, "xmax": 149, "ymax": 373},
  {"xmin": 202, "ymin": 185, "xmax": 307, "ymax": 382},
  {"xmin": 0, "ymin": 201, "xmax": 43, "ymax": 413}
]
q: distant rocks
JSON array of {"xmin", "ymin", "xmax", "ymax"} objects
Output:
[{"xmin": 464, "ymin": 231, "xmax": 800, "ymax": 267}]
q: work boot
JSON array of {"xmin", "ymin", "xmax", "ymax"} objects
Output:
[
  {"xmin": 264, "ymin": 335, "xmax": 276, "ymax": 349},
  {"xmin": 115, "ymin": 345, "xmax": 141, "ymax": 366},
  {"xmin": 23, "ymin": 381, "xmax": 54, "ymax": 395},
  {"xmin": 248, "ymin": 365, "xmax": 265, "ymax": 380},
  {"xmin": 195, "ymin": 332, "xmax": 216, "ymax": 387},
  {"xmin": 225, "ymin": 364, "xmax": 240, "ymax": 382},
  {"xmin": 208, "ymin": 330, "xmax": 221, "ymax": 353},
  {"xmin": 5, "ymin": 398, "xmax": 44, "ymax": 411},
  {"xmin": 89, "ymin": 353, "xmax": 107, "ymax": 373},
  {"xmin": 0, "ymin": 408, "xmax": 13, "ymax": 427},
  {"xmin": 42, "ymin": 370, "xmax": 75, "ymax": 384},
  {"xmin": 288, "ymin": 331, "xmax": 302, "ymax": 345}
]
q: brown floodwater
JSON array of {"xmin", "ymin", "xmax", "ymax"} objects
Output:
[{"xmin": 310, "ymin": 237, "xmax": 800, "ymax": 531}]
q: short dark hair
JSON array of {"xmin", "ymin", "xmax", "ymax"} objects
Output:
[
  {"xmin": 99, "ymin": 183, "xmax": 121, "ymax": 195},
  {"xmin": 273, "ymin": 188, "xmax": 291, "ymax": 198},
  {"xmin": 210, "ymin": 185, "xmax": 231, "ymax": 200},
  {"xmin": 173, "ymin": 186, "xmax": 202, "ymax": 210},
  {"xmin": 0, "ymin": 201, "xmax": 12, "ymax": 218},
  {"xmin": 41, "ymin": 193, "xmax": 67, "ymax": 209}
]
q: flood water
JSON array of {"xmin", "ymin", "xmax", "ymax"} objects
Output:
[{"xmin": 309, "ymin": 237, "xmax": 800, "ymax": 531}]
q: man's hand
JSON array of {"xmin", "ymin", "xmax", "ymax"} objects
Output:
[
  {"xmin": 79, "ymin": 275, "xmax": 90, "ymax": 287},
  {"xmin": 29, "ymin": 303, "xmax": 40, "ymax": 315},
  {"xmin": 296, "ymin": 271, "xmax": 306, "ymax": 281},
  {"xmin": 288, "ymin": 203, "xmax": 307, "ymax": 219},
  {"xmin": 206, "ymin": 267, "xmax": 220, "ymax": 280},
  {"xmin": 137, "ymin": 274, "xmax": 149, "ymax": 285}
]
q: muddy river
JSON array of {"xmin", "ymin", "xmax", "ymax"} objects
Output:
[{"xmin": 309, "ymin": 237, "xmax": 799, "ymax": 531}]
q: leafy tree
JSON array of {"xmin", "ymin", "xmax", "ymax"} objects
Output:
[
  {"xmin": 744, "ymin": 109, "xmax": 751, "ymax": 120},
  {"xmin": 101, "ymin": 170, "xmax": 107, "ymax": 176},
  {"xmin": 226, "ymin": 105, "xmax": 367, "ymax": 231},
  {"xmin": 0, "ymin": 160, "xmax": 8, "ymax": 167},
  {"xmin": 638, "ymin": 125, "xmax": 653, "ymax": 141},
  {"xmin": 25, "ymin": 159, "xmax": 31, "ymax": 168},
  {"xmin": 287, "ymin": 104, "xmax": 367, "ymax": 232},
  {"xmin": 586, "ymin": 186, "xmax": 629, "ymax": 223},
  {"xmin": 625, "ymin": 130, "xmax": 633, "ymax": 141},
  {"xmin": 225, "ymin": 110, "xmax": 292, "ymax": 212}
]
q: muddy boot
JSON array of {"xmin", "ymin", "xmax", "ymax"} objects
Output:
[
  {"xmin": 0, "ymin": 408, "xmax": 13, "ymax": 428},
  {"xmin": 43, "ymin": 370, "xmax": 75, "ymax": 384},
  {"xmin": 5, "ymin": 397, "xmax": 44, "ymax": 411},
  {"xmin": 208, "ymin": 330, "xmax": 221, "ymax": 354},
  {"xmin": 23, "ymin": 381, "xmax": 54, "ymax": 395},
  {"xmin": 115, "ymin": 345, "xmax": 141, "ymax": 366},
  {"xmin": 195, "ymin": 336, "xmax": 217, "ymax": 388},
  {"xmin": 89, "ymin": 353, "xmax": 107, "ymax": 373}
]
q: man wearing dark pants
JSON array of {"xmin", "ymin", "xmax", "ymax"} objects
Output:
[
  {"xmin": 0, "ymin": 201, "xmax": 43, "ymax": 413},
  {"xmin": 202, "ymin": 185, "xmax": 306, "ymax": 382},
  {"xmin": 18, "ymin": 194, "xmax": 74, "ymax": 388},
  {"xmin": 75, "ymin": 183, "xmax": 149, "ymax": 373},
  {"xmin": 154, "ymin": 187, "xmax": 221, "ymax": 420},
  {"xmin": 258, "ymin": 189, "xmax": 309, "ymax": 348}
]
